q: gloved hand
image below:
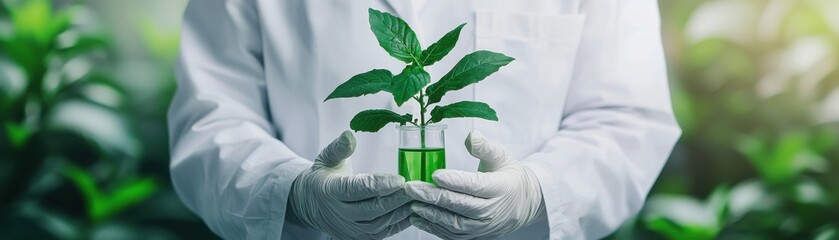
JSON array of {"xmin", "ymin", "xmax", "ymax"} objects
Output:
[
  {"xmin": 405, "ymin": 131, "xmax": 546, "ymax": 239},
  {"xmin": 289, "ymin": 131, "xmax": 413, "ymax": 239}
]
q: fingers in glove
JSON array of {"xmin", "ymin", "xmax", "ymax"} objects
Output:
[
  {"xmin": 432, "ymin": 169, "xmax": 508, "ymax": 198},
  {"xmin": 404, "ymin": 181, "xmax": 490, "ymax": 219},
  {"xmin": 341, "ymin": 189, "xmax": 412, "ymax": 221},
  {"xmin": 410, "ymin": 202, "xmax": 487, "ymax": 233},
  {"xmin": 355, "ymin": 204, "xmax": 413, "ymax": 234},
  {"xmin": 315, "ymin": 130, "xmax": 356, "ymax": 168},
  {"xmin": 465, "ymin": 131, "xmax": 514, "ymax": 172},
  {"xmin": 327, "ymin": 173, "xmax": 405, "ymax": 201},
  {"xmin": 369, "ymin": 217, "xmax": 412, "ymax": 239},
  {"xmin": 410, "ymin": 216, "xmax": 470, "ymax": 240}
]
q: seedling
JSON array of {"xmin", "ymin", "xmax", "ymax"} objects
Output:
[
  {"xmin": 324, "ymin": 8, "xmax": 514, "ymax": 182},
  {"xmin": 325, "ymin": 8, "xmax": 513, "ymax": 135}
]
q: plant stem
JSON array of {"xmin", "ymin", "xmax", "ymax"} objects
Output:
[
  {"xmin": 412, "ymin": 59, "xmax": 428, "ymax": 150},
  {"xmin": 416, "ymin": 88, "xmax": 428, "ymax": 179},
  {"xmin": 417, "ymin": 92, "xmax": 427, "ymax": 149}
]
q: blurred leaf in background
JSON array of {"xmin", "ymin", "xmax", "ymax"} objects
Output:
[
  {"xmin": 644, "ymin": 187, "xmax": 730, "ymax": 240},
  {"xmin": 63, "ymin": 164, "xmax": 157, "ymax": 223}
]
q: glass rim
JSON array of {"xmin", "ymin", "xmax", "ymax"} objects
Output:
[{"xmin": 397, "ymin": 123, "xmax": 448, "ymax": 131}]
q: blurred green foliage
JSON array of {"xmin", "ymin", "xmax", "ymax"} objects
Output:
[
  {"xmin": 1, "ymin": 0, "xmax": 837, "ymax": 239},
  {"xmin": 609, "ymin": 0, "xmax": 839, "ymax": 239},
  {"xmin": 0, "ymin": 0, "xmax": 213, "ymax": 238}
]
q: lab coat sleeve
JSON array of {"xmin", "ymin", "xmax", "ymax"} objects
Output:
[
  {"xmin": 167, "ymin": 0, "xmax": 312, "ymax": 238},
  {"xmin": 521, "ymin": 0, "xmax": 681, "ymax": 239}
]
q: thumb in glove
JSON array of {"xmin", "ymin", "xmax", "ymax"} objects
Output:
[
  {"xmin": 465, "ymin": 131, "xmax": 515, "ymax": 172},
  {"xmin": 314, "ymin": 130, "xmax": 356, "ymax": 171}
]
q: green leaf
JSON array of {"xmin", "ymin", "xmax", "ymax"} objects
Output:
[
  {"xmin": 48, "ymin": 7, "xmax": 73, "ymax": 40},
  {"xmin": 54, "ymin": 35, "xmax": 109, "ymax": 60},
  {"xmin": 430, "ymin": 101, "xmax": 498, "ymax": 123},
  {"xmin": 390, "ymin": 65, "xmax": 430, "ymax": 106},
  {"xmin": 426, "ymin": 50, "xmax": 514, "ymax": 104},
  {"xmin": 324, "ymin": 69, "xmax": 393, "ymax": 101},
  {"xmin": 645, "ymin": 216, "xmax": 718, "ymax": 240},
  {"xmin": 4, "ymin": 122, "xmax": 32, "ymax": 148},
  {"xmin": 738, "ymin": 133, "xmax": 813, "ymax": 184},
  {"xmin": 63, "ymin": 164, "xmax": 158, "ymax": 222},
  {"xmin": 368, "ymin": 8, "xmax": 422, "ymax": 63},
  {"xmin": 420, "ymin": 23, "xmax": 465, "ymax": 66},
  {"xmin": 350, "ymin": 109, "xmax": 412, "ymax": 132},
  {"xmin": 645, "ymin": 217, "xmax": 685, "ymax": 239},
  {"xmin": 9, "ymin": 0, "xmax": 52, "ymax": 43},
  {"xmin": 102, "ymin": 177, "xmax": 158, "ymax": 221},
  {"xmin": 706, "ymin": 186, "xmax": 730, "ymax": 225}
]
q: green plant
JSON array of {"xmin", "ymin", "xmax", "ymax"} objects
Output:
[
  {"xmin": 643, "ymin": 187, "xmax": 730, "ymax": 240},
  {"xmin": 324, "ymin": 8, "xmax": 513, "ymax": 147},
  {"xmin": 612, "ymin": 0, "xmax": 839, "ymax": 239},
  {"xmin": 0, "ymin": 0, "xmax": 158, "ymax": 235}
]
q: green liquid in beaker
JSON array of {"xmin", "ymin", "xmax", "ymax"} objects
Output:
[{"xmin": 398, "ymin": 148, "xmax": 446, "ymax": 184}]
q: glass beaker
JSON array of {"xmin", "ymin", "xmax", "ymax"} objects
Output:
[{"xmin": 398, "ymin": 124, "xmax": 446, "ymax": 184}]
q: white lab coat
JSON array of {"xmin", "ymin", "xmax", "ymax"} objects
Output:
[{"xmin": 168, "ymin": 0, "xmax": 680, "ymax": 239}]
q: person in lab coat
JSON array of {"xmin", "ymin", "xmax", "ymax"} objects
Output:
[{"xmin": 168, "ymin": 0, "xmax": 681, "ymax": 239}]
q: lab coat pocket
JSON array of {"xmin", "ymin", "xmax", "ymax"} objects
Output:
[{"xmin": 473, "ymin": 10, "xmax": 586, "ymax": 150}]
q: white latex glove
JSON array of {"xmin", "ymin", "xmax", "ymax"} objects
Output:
[
  {"xmin": 289, "ymin": 131, "xmax": 413, "ymax": 239},
  {"xmin": 406, "ymin": 131, "xmax": 546, "ymax": 239}
]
